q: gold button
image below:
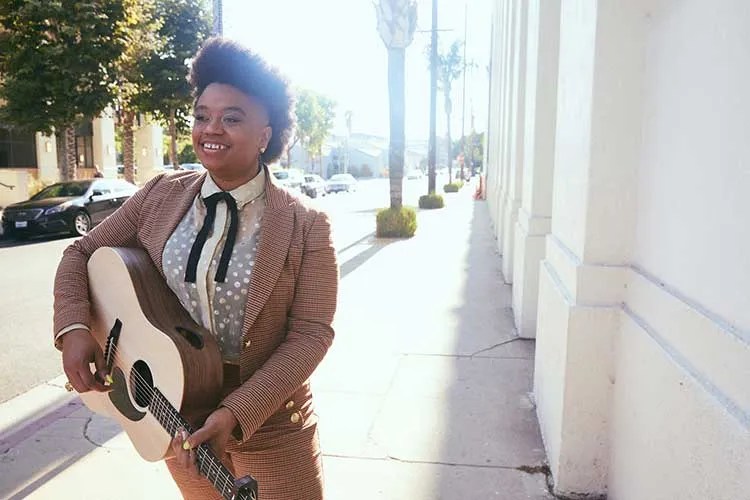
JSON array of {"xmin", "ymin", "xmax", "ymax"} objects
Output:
[
  {"xmin": 290, "ymin": 412, "xmax": 300, "ymax": 424},
  {"xmin": 244, "ymin": 339, "xmax": 251, "ymax": 348},
  {"xmin": 285, "ymin": 401, "xmax": 294, "ymax": 410}
]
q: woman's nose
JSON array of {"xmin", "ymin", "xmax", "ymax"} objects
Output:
[{"xmin": 204, "ymin": 116, "xmax": 224, "ymax": 134}]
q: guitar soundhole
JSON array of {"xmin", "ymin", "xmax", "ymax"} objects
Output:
[
  {"xmin": 175, "ymin": 326, "xmax": 204, "ymax": 349},
  {"xmin": 130, "ymin": 360, "xmax": 154, "ymax": 408}
]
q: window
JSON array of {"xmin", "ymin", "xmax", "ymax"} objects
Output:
[
  {"xmin": 76, "ymin": 135, "xmax": 94, "ymax": 168},
  {"xmin": 0, "ymin": 126, "xmax": 37, "ymax": 168}
]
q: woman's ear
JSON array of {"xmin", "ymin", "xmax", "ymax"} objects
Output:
[{"xmin": 261, "ymin": 126, "xmax": 272, "ymax": 151}]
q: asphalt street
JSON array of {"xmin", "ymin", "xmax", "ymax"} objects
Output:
[{"xmin": 0, "ymin": 175, "xmax": 447, "ymax": 402}]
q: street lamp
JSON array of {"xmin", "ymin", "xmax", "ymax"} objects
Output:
[{"xmin": 213, "ymin": 0, "xmax": 223, "ymax": 36}]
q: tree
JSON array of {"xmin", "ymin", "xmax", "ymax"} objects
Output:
[
  {"xmin": 137, "ymin": 0, "xmax": 211, "ymax": 169},
  {"xmin": 308, "ymin": 94, "xmax": 335, "ymax": 174},
  {"xmin": 0, "ymin": 1, "xmax": 130, "ymax": 180},
  {"xmin": 293, "ymin": 89, "xmax": 335, "ymax": 174},
  {"xmin": 376, "ymin": 0, "xmax": 417, "ymax": 209},
  {"xmin": 115, "ymin": 0, "xmax": 162, "ymax": 183},
  {"xmin": 427, "ymin": 40, "xmax": 464, "ymax": 184}
]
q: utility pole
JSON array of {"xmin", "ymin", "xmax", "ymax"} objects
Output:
[
  {"xmin": 459, "ymin": 2, "xmax": 468, "ymax": 182},
  {"xmin": 345, "ymin": 110, "xmax": 352, "ymax": 175},
  {"xmin": 427, "ymin": 0, "xmax": 438, "ymax": 194},
  {"xmin": 213, "ymin": 0, "xmax": 223, "ymax": 36}
]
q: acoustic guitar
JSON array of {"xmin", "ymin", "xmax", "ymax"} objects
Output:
[{"xmin": 78, "ymin": 246, "xmax": 258, "ymax": 500}]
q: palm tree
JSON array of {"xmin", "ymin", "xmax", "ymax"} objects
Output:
[
  {"xmin": 433, "ymin": 41, "xmax": 464, "ymax": 184},
  {"xmin": 376, "ymin": 0, "xmax": 418, "ymax": 209},
  {"xmin": 212, "ymin": 0, "xmax": 223, "ymax": 35}
]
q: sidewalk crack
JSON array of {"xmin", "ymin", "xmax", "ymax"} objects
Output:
[
  {"xmin": 82, "ymin": 416, "xmax": 103, "ymax": 448},
  {"xmin": 470, "ymin": 337, "xmax": 520, "ymax": 357}
]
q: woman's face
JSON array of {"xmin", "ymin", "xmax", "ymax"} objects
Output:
[{"xmin": 192, "ymin": 83, "xmax": 272, "ymax": 178}]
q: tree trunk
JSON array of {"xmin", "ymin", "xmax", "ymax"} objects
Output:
[
  {"xmin": 57, "ymin": 127, "xmax": 77, "ymax": 181},
  {"xmin": 388, "ymin": 47, "xmax": 405, "ymax": 209},
  {"xmin": 445, "ymin": 96, "xmax": 452, "ymax": 184},
  {"xmin": 428, "ymin": 0, "xmax": 438, "ymax": 195},
  {"xmin": 168, "ymin": 109, "xmax": 178, "ymax": 168},
  {"xmin": 122, "ymin": 109, "xmax": 136, "ymax": 183}
]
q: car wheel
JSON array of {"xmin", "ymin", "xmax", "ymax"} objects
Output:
[{"xmin": 72, "ymin": 211, "xmax": 91, "ymax": 236}]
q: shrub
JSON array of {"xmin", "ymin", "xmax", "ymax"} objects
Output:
[
  {"xmin": 443, "ymin": 181, "xmax": 464, "ymax": 193},
  {"xmin": 376, "ymin": 206, "xmax": 417, "ymax": 238},
  {"xmin": 418, "ymin": 193, "xmax": 444, "ymax": 209}
]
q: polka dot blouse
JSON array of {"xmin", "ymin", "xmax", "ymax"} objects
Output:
[{"xmin": 163, "ymin": 170, "xmax": 266, "ymax": 364}]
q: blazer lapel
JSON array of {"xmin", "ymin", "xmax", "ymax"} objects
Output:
[
  {"xmin": 241, "ymin": 169, "xmax": 295, "ymax": 337},
  {"xmin": 150, "ymin": 172, "xmax": 205, "ymax": 274}
]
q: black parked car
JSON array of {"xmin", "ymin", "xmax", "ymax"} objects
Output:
[{"xmin": 1, "ymin": 179, "xmax": 138, "ymax": 238}]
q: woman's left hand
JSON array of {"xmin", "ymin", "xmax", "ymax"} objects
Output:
[{"xmin": 171, "ymin": 406, "xmax": 238, "ymax": 476}]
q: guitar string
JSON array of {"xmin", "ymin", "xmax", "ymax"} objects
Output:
[
  {"xmin": 102, "ymin": 344, "xmax": 235, "ymax": 492},
  {"xmin": 106, "ymin": 345, "xmax": 233, "ymax": 489}
]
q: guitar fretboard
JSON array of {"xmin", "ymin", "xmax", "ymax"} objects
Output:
[{"xmin": 149, "ymin": 388, "xmax": 241, "ymax": 500}]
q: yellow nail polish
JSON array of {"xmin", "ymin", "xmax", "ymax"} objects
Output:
[
  {"xmin": 182, "ymin": 441, "xmax": 191, "ymax": 450},
  {"xmin": 105, "ymin": 374, "xmax": 113, "ymax": 385}
]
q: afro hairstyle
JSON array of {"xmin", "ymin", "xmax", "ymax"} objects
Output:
[{"xmin": 189, "ymin": 37, "xmax": 295, "ymax": 164}]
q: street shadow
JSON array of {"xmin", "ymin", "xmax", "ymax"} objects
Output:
[
  {"xmin": 339, "ymin": 236, "xmax": 395, "ymax": 279},
  {"xmin": 434, "ymin": 199, "xmax": 548, "ymax": 492},
  {"xmin": 386, "ymin": 198, "xmax": 549, "ymax": 497},
  {"xmin": 0, "ymin": 395, "xmax": 121, "ymax": 499}
]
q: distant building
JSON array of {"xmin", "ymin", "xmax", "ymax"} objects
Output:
[
  {"xmin": 0, "ymin": 110, "xmax": 162, "ymax": 207},
  {"xmin": 286, "ymin": 132, "xmax": 428, "ymax": 179}
]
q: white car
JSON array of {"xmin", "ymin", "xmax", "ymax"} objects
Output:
[
  {"xmin": 302, "ymin": 174, "xmax": 326, "ymax": 198},
  {"xmin": 326, "ymin": 173, "xmax": 357, "ymax": 193},
  {"xmin": 272, "ymin": 169, "xmax": 304, "ymax": 191},
  {"xmin": 406, "ymin": 169, "xmax": 424, "ymax": 180}
]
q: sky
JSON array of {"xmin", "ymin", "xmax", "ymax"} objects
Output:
[{"xmin": 223, "ymin": 0, "xmax": 492, "ymax": 143}]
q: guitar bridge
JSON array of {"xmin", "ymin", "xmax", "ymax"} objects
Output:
[
  {"xmin": 103, "ymin": 319, "xmax": 122, "ymax": 372},
  {"xmin": 234, "ymin": 475, "xmax": 258, "ymax": 500}
]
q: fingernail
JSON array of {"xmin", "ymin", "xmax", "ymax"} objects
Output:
[
  {"xmin": 182, "ymin": 441, "xmax": 191, "ymax": 450},
  {"xmin": 105, "ymin": 374, "xmax": 113, "ymax": 385}
]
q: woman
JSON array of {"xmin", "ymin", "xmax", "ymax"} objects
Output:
[{"xmin": 53, "ymin": 38, "xmax": 337, "ymax": 500}]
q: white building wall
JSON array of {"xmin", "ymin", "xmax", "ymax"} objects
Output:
[
  {"xmin": 482, "ymin": 0, "xmax": 750, "ymax": 498},
  {"xmin": 92, "ymin": 108, "xmax": 117, "ymax": 178},
  {"xmin": 35, "ymin": 133, "xmax": 58, "ymax": 183},
  {"xmin": 134, "ymin": 120, "xmax": 163, "ymax": 184},
  {"xmin": 609, "ymin": 1, "xmax": 750, "ymax": 498},
  {"xmin": 500, "ymin": 0, "xmax": 528, "ymax": 284},
  {"xmin": 511, "ymin": 0, "xmax": 560, "ymax": 338},
  {"xmin": 485, "ymin": 0, "xmax": 505, "ymax": 238}
]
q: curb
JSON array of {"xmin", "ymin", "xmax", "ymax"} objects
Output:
[{"xmin": 0, "ymin": 375, "xmax": 81, "ymax": 452}]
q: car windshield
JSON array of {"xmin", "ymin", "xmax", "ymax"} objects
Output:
[
  {"xmin": 273, "ymin": 171, "xmax": 289, "ymax": 180},
  {"xmin": 31, "ymin": 182, "xmax": 92, "ymax": 200},
  {"xmin": 330, "ymin": 174, "xmax": 351, "ymax": 181}
]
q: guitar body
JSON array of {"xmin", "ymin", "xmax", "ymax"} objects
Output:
[{"xmin": 82, "ymin": 247, "xmax": 223, "ymax": 462}]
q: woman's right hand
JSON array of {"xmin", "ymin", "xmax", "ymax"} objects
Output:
[{"xmin": 61, "ymin": 329, "xmax": 110, "ymax": 393}]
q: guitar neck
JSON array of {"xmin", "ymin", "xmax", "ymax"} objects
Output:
[{"xmin": 150, "ymin": 389, "xmax": 245, "ymax": 500}]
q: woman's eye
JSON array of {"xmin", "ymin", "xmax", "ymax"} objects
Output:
[
  {"xmin": 223, "ymin": 116, "xmax": 242, "ymax": 124},
  {"xmin": 194, "ymin": 115, "xmax": 208, "ymax": 123}
]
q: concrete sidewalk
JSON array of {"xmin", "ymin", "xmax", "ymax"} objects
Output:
[{"xmin": 0, "ymin": 184, "xmax": 552, "ymax": 500}]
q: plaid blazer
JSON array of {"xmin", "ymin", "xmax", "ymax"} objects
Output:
[{"xmin": 53, "ymin": 168, "xmax": 338, "ymax": 444}]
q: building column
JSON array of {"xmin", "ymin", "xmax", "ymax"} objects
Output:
[
  {"xmin": 92, "ymin": 108, "xmax": 117, "ymax": 178},
  {"xmin": 35, "ymin": 133, "xmax": 58, "ymax": 183},
  {"xmin": 533, "ymin": 0, "xmax": 647, "ymax": 496},
  {"xmin": 511, "ymin": 0, "xmax": 561, "ymax": 338},
  {"xmin": 486, "ymin": 0, "xmax": 506, "ymax": 236},
  {"xmin": 500, "ymin": 0, "xmax": 529, "ymax": 283},
  {"xmin": 134, "ymin": 117, "xmax": 164, "ymax": 184},
  {"xmin": 495, "ymin": 0, "xmax": 515, "ymax": 252}
]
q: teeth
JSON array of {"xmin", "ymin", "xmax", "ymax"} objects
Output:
[{"xmin": 203, "ymin": 143, "xmax": 227, "ymax": 150}]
